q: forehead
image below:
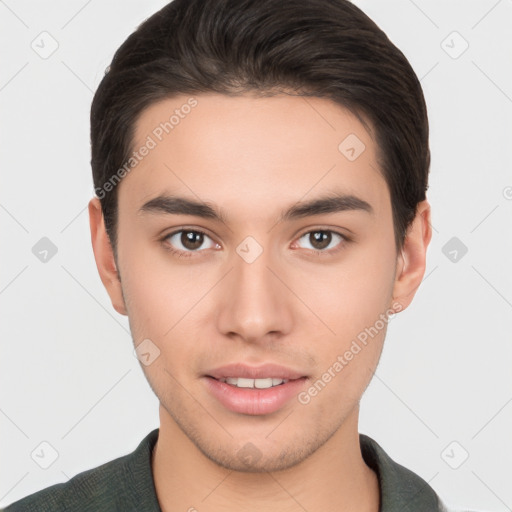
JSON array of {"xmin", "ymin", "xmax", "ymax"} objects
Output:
[{"xmin": 120, "ymin": 92, "xmax": 389, "ymax": 221}]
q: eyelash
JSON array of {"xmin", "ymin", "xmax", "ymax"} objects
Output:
[
  {"xmin": 162, "ymin": 228, "xmax": 212, "ymax": 259},
  {"xmin": 161, "ymin": 228, "xmax": 349, "ymax": 258}
]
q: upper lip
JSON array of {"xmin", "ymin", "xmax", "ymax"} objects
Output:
[{"xmin": 206, "ymin": 363, "xmax": 307, "ymax": 380}]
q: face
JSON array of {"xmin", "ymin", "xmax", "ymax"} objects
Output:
[{"xmin": 90, "ymin": 92, "xmax": 429, "ymax": 472}]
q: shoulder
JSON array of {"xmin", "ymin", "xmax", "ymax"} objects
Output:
[
  {"xmin": 359, "ymin": 433, "xmax": 480, "ymax": 512},
  {"xmin": 1, "ymin": 429, "xmax": 160, "ymax": 512}
]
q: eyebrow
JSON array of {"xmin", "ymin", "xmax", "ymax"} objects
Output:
[{"xmin": 139, "ymin": 192, "xmax": 373, "ymax": 223}]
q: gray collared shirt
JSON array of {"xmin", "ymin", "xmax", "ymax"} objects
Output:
[{"xmin": 2, "ymin": 429, "xmax": 466, "ymax": 511}]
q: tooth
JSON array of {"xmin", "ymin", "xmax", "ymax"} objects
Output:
[
  {"xmin": 236, "ymin": 378, "xmax": 255, "ymax": 388},
  {"xmin": 222, "ymin": 377, "xmax": 291, "ymax": 388},
  {"xmin": 254, "ymin": 378, "xmax": 273, "ymax": 389}
]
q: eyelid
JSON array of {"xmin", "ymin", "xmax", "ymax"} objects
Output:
[
  {"xmin": 295, "ymin": 226, "xmax": 350, "ymax": 240},
  {"xmin": 293, "ymin": 227, "xmax": 349, "ymax": 254},
  {"xmin": 161, "ymin": 227, "xmax": 219, "ymax": 256},
  {"xmin": 161, "ymin": 225, "xmax": 215, "ymax": 241}
]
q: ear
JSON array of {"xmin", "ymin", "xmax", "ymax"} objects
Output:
[
  {"xmin": 88, "ymin": 197, "xmax": 127, "ymax": 316},
  {"xmin": 391, "ymin": 199, "xmax": 432, "ymax": 312}
]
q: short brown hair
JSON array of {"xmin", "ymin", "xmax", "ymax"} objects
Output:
[{"xmin": 90, "ymin": 0, "xmax": 430, "ymax": 254}]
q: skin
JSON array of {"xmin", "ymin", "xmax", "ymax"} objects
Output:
[{"xmin": 89, "ymin": 92, "xmax": 431, "ymax": 512}]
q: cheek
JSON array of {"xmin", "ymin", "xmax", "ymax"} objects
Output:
[
  {"xmin": 118, "ymin": 235, "xmax": 205, "ymax": 339},
  {"xmin": 118, "ymin": 245, "xmax": 223, "ymax": 391},
  {"xmin": 292, "ymin": 245, "xmax": 396, "ymax": 340},
  {"xmin": 289, "ymin": 239, "xmax": 396, "ymax": 391}
]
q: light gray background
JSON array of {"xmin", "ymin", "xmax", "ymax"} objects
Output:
[{"xmin": 1, "ymin": 0, "xmax": 511, "ymax": 510}]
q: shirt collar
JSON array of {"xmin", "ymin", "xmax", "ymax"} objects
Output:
[
  {"xmin": 137, "ymin": 429, "xmax": 446, "ymax": 511},
  {"xmin": 360, "ymin": 433, "xmax": 447, "ymax": 511}
]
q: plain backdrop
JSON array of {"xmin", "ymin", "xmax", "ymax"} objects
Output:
[{"xmin": 1, "ymin": 0, "xmax": 511, "ymax": 510}]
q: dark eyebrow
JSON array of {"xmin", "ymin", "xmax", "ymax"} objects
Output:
[
  {"xmin": 139, "ymin": 196, "xmax": 228, "ymax": 223},
  {"xmin": 281, "ymin": 193, "xmax": 373, "ymax": 221},
  {"xmin": 139, "ymin": 193, "xmax": 373, "ymax": 223}
]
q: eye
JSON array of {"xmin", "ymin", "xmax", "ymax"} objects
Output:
[
  {"xmin": 163, "ymin": 229, "xmax": 219, "ymax": 256},
  {"xmin": 295, "ymin": 229, "xmax": 347, "ymax": 254}
]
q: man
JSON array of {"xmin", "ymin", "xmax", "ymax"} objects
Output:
[{"xmin": 2, "ymin": 0, "xmax": 471, "ymax": 510}]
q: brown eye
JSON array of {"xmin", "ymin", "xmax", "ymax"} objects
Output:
[
  {"xmin": 309, "ymin": 231, "xmax": 332, "ymax": 250},
  {"xmin": 296, "ymin": 230, "xmax": 345, "ymax": 253},
  {"xmin": 165, "ymin": 229, "xmax": 217, "ymax": 254},
  {"xmin": 181, "ymin": 231, "xmax": 204, "ymax": 250}
]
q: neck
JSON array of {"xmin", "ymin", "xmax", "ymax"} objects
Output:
[{"xmin": 152, "ymin": 405, "xmax": 379, "ymax": 512}]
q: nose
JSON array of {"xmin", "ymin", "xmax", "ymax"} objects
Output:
[{"xmin": 215, "ymin": 239, "xmax": 293, "ymax": 345}]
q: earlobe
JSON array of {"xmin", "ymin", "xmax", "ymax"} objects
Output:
[
  {"xmin": 88, "ymin": 198, "xmax": 127, "ymax": 316},
  {"xmin": 391, "ymin": 200, "xmax": 432, "ymax": 312}
]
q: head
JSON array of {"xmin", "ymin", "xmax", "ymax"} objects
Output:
[{"xmin": 89, "ymin": 0, "xmax": 431, "ymax": 472}]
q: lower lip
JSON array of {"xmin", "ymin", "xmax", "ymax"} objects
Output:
[{"xmin": 203, "ymin": 377, "xmax": 308, "ymax": 415}]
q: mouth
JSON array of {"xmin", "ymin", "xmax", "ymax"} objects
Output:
[{"xmin": 203, "ymin": 363, "xmax": 308, "ymax": 415}]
